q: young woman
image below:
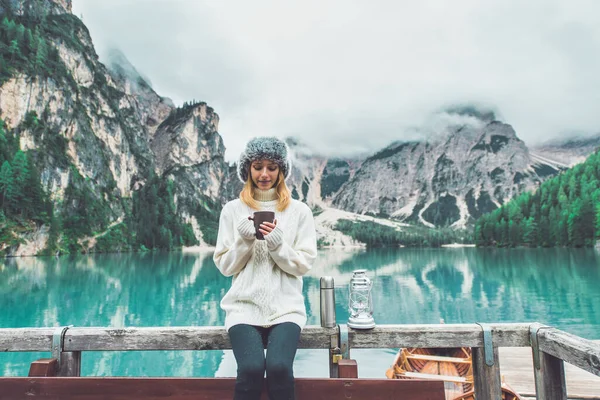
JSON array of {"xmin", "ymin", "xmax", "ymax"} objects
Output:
[{"xmin": 213, "ymin": 136, "xmax": 317, "ymax": 400}]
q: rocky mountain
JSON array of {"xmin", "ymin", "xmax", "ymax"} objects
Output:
[
  {"xmin": 252, "ymin": 112, "xmax": 598, "ymax": 233},
  {"xmin": 284, "ymin": 138, "xmax": 365, "ymax": 208},
  {"xmin": 530, "ymin": 133, "xmax": 600, "ymax": 167},
  {"xmin": 0, "ymin": 2, "xmax": 230, "ymax": 255},
  {"xmin": 221, "ymin": 137, "xmax": 366, "ymax": 209},
  {"xmin": 292, "ymin": 112, "xmax": 568, "ymax": 229}
]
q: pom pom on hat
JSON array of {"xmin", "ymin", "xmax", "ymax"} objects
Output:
[{"xmin": 237, "ymin": 137, "xmax": 292, "ymax": 183}]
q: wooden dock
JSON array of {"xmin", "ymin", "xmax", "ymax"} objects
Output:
[
  {"xmin": 499, "ymin": 346, "xmax": 600, "ymax": 399},
  {"xmin": 2, "ymin": 324, "xmax": 599, "ymax": 399}
]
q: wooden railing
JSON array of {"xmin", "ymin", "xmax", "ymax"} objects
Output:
[{"xmin": 1, "ymin": 322, "xmax": 599, "ymax": 400}]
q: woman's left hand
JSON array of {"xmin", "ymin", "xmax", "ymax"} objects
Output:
[{"xmin": 259, "ymin": 219, "xmax": 277, "ymax": 237}]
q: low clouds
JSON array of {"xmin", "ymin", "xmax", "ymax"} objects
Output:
[{"xmin": 73, "ymin": 0, "xmax": 600, "ymax": 161}]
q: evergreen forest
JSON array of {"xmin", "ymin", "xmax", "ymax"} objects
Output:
[{"xmin": 474, "ymin": 151, "xmax": 600, "ymax": 247}]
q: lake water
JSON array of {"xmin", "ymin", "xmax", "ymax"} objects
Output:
[{"xmin": 1, "ymin": 248, "xmax": 599, "ymax": 377}]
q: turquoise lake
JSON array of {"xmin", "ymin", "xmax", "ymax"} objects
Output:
[{"xmin": 1, "ymin": 248, "xmax": 599, "ymax": 377}]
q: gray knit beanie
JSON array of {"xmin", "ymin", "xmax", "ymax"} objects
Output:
[{"xmin": 237, "ymin": 136, "xmax": 292, "ymax": 183}]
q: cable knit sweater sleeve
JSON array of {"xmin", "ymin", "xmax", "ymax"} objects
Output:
[
  {"xmin": 213, "ymin": 202, "xmax": 254, "ymax": 277},
  {"xmin": 264, "ymin": 202, "xmax": 317, "ymax": 277}
]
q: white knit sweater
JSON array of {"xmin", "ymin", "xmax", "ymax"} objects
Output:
[{"xmin": 213, "ymin": 189, "xmax": 317, "ymax": 330}]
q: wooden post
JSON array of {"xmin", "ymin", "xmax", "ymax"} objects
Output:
[
  {"xmin": 28, "ymin": 358, "xmax": 58, "ymax": 377},
  {"xmin": 338, "ymin": 359, "xmax": 358, "ymax": 378},
  {"xmin": 58, "ymin": 351, "xmax": 81, "ymax": 377},
  {"xmin": 52, "ymin": 326, "xmax": 81, "ymax": 377},
  {"xmin": 472, "ymin": 346, "xmax": 502, "ymax": 400},
  {"xmin": 329, "ymin": 331, "xmax": 339, "ymax": 378},
  {"xmin": 533, "ymin": 350, "xmax": 567, "ymax": 400}
]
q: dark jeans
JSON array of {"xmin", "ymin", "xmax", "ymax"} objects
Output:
[{"xmin": 228, "ymin": 322, "xmax": 301, "ymax": 400}]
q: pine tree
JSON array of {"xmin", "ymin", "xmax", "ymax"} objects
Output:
[
  {"xmin": 567, "ymin": 198, "xmax": 583, "ymax": 247},
  {"xmin": 522, "ymin": 217, "xmax": 538, "ymax": 247},
  {"xmin": 500, "ymin": 219, "xmax": 509, "ymax": 247},
  {"xmin": 25, "ymin": 154, "xmax": 46, "ymax": 221},
  {"xmin": 5, "ymin": 19, "xmax": 17, "ymax": 41},
  {"xmin": 568, "ymin": 174, "xmax": 579, "ymax": 200},
  {"xmin": 579, "ymin": 196, "xmax": 595, "ymax": 246},
  {"xmin": 596, "ymin": 203, "xmax": 600, "ymax": 241},
  {"xmin": 0, "ymin": 161, "xmax": 14, "ymax": 211},
  {"xmin": 474, "ymin": 224, "xmax": 483, "ymax": 246},
  {"xmin": 8, "ymin": 39, "xmax": 19, "ymax": 61},
  {"xmin": 0, "ymin": 125, "xmax": 9, "ymax": 164},
  {"xmin": 45, "ymin": 213, "xmax": 60, "ymax": 254},
  {"xmin": 548, "ymin": 206, "xmax": 559, "ymax": 245},
  {"xmin": 34, "ymin": 36, "xmax": 47, "ymax": 73},
  {"xmin": 1, "ymin": 17, "xmax": 10, "ymax": 31},
  {"xmin": 10, "ymin": 151, "xmax": 30, "ymax": 215},
  {"xmin": 25, "ymin": 28, "xmax": 35, "ymax": 58},
  {"xmin": 0, "ymin": 54, "xmax": 7, "ymax": 78},
  {"xmin": 15, "ymin": 23, "xmax": 25, "ymax": 46},
  {"xmin": 538, "ymin": 215, "xmax": 550, "ymax": 247}
]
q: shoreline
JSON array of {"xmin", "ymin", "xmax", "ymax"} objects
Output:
[{"xmin": 7, "ymin": 244, "xmax": 600, "ymax": 258}]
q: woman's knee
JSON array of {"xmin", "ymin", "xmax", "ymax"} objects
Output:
[
  {"xmin": 266, "ymin": 360, "xmax": 293, "ymax": 380},
  {"xmin": 238, "ymin": 359, "xmax": 266, "ymax": 381}
]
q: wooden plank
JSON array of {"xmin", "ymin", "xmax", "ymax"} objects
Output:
[
  {"xmin": 402, "ymin": 372, "xmax": 468, "ymax": 383},
  {"xmin": 338, "ymin": 359, "xmax": 358, "ymax": 378},
  {"xmin": 498, "ymin": 346, "xmax": 600, "ymax": 398},
  {"xmin": 64, "ymin": 327, "xmax": 232, "ymax": 351},
  {"xmin": 1, "ymin": 324, "xmax": 532, "ymax": 352},
  {"xmin": 472, "ymin": 346, "xmax": 502, "ymax": 400},
  {"xmin": 0, "ymin": 328, "xmax": 54, "ymax": 352},
  {"xmin": 347, "ymin": 323, "xmax": 531, "ymax": 349},
  {"xmin": 406, "ymin": 354, "xmax": 471, "ymax": 363},
  {"xmin": 0, "ymin": 377, "xmax": 446, "ymax": 400},
  {"xmin": 28, "ymin": 359, "xmax": 58, "ymax": 377},
  {"xmin": 62, "ymin": 326, "xmax": 339, "ymax": 351},
  {"xmin": 538, "ymin": 328, "xmax": 600, "ymax": 377},
  {"xmin": 533, "ymin": 351, "xmax": 567, "ymax": 400}
]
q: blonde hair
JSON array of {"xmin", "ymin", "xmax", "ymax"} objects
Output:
[{"xmin": 240, "ymin": 169, "xmax": 292, "ymax": 211}]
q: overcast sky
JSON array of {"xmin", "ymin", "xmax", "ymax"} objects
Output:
[{"xmin": 72, "ymin": 0, "xmax": 600, "ymax": 162}]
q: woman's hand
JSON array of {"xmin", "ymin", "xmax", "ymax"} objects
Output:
[
  {"xmin": 237, "ymin": 217, "xmax": 257, "ymax": 240},
  {"xmin": 262, "ymin": 220, "xmax": 285, "ymax": 250},
  {"xmin": 259, "ymin": 219, "xmax": 277, "ymax": 237}
]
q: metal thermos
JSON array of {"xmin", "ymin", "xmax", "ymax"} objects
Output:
[{"xmin": 320, "ymin": 276, "xmax": 336, "ymax": 328}]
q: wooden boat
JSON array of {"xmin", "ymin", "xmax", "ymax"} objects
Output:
[{"xmin": 385, "ymin": 347, "xmax": 522, "ymax": 400}]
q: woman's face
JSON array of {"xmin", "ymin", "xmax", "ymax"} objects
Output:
[{"xmin": 250, "ymin": 159, "xmax": 279, "ymax": 190}]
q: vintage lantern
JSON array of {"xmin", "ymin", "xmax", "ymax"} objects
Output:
[{"xmin": 347, "ymin": 269, "xmax": 375, "ymax": 329}]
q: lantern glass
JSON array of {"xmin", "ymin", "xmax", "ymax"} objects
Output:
[{"xmin": 347, "ymin": 269, "xmax": 375, "ymax": 329}]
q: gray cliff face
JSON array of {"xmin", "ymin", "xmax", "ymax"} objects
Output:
[
  {"xmin": 332, "ymin": 119, "xmax": 563, "ymax": 228},
  {"xmin": 0, "ymin": 0, "xmax": 72, "ymax": 16},
  {"xmin": 0, "ymin": 9, "xmax": 229, "ymax": 254},
  {"xmin": 152, "ymin": 104, "xmax": 222, "ymax": 180},
  {"xmin": 151, "ymin": 103, "xmax": 228, "ymax": 221},
  {"xmin": 105, "ymin": 48, "xmax": 173, "ymax": 141},
  {"xmin": 221, "ymin": 163, "xmax": 243, "ymax": 203},
  {"xmin": 1, "ymin": 19, "xmax": 150, "ymax": 208},
  {"xmin": 320, "ymin": 158, "xmax": 361, "ymax": 200},
  {"xmin": 284, "ymin": 138, "xmax": 364, "ymax": 208}
]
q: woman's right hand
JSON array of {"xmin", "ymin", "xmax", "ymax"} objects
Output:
[{"xmin": 237, "ymin": 217, "xmax": 256, "ymax": 240}]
